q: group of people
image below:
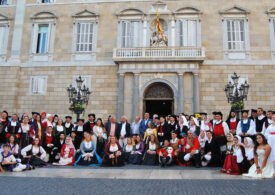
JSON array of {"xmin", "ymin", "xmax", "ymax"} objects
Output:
[{"xmin": 0, "ymin": 108, "xmax": 274, "ymax": 179}]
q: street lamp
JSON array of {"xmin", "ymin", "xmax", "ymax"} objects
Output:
[
  {"xmin": 224, "ymin": 72, "xmax": 249, "ymax": 118},
  {"xmin": 67, "ymin": 76, "xmax": 91, "ymax": 121}
]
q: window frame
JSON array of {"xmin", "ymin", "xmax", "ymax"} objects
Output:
[
  {"xmin": 29, "ymin": 76, "xmax": 48, "ymax": 95},
  {"xmin": 176, "ymin": 18, "xmax": 200, "ymax": 47},
  {"xmin": 75, "ymin": 21, "xmax": 95, "ymax": 53}
]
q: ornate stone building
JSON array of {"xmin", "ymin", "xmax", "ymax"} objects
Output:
[{"xmin": 0, "ymin": 0, "xmax": 274, "ymax": 121}]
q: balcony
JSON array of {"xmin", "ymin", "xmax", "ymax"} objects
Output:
[{"xmin": 113, "ymin": 47, "xmax": 205, "ymax": 62}]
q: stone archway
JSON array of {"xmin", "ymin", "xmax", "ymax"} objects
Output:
[{"xmin": 143, "ymin": 82, "xmax": 174, "ymax": 117}]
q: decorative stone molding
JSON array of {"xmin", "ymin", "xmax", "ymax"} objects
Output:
[
  {"xmin": 72, "ymin": 9, "xmax": 99, "ymax": 22},
  {"xmin": 0, "ymin": 12, "xmax": 12, "ymax": 21},
  {"xmin": 219, "ymin": 5, "xmax": 250, "ymax": 17}
]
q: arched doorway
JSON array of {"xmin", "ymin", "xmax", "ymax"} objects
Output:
[{"xmin": 143, "ymin": 82, "xmax": 174, "ymax": 117}]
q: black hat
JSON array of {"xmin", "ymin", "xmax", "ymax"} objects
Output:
[
  {"xmin": 65, "ymin": 116, "xmax": 72, "ymax": 119},
  {"xmin": 88, "ymin": 113, "xmax": 96, "ymax": 118},
  {"xmin": 32, "ymin": 112, "xmax": 39, "ymax": 115},
  {"xmin": 267, "ymin": 110, "xmax": 273, "ymax": 113},
  {"xmin": 54, "ymin": 114, "xmax": 58, "ymax": 118},
  {"xmin": 77, "ymin": 119, "xmax": 84, "ymax": 123},
  {"xmin": 212, "ymin": 111, "xmax": 217, "ymax": 115},
  {"xmin": 200, "ymin": 112, "xmax": 207, "ymax": 116},
  {"xmin": 230, "ymin": 109, "xmax": 237, "ymax": 113},
  {"xmin": 241, "ymin": 110, "xmax": 249, "ymax": 114},
  {"xmin": 155, "ymin": 117, "xmax": 160, "ymax": 120},
  {"xmin": 159, "ymin": 115, "xmax": 166, "ymax": 119},
  {"xmin": 2, "ymin": 110, "xmax": 8, "ymax": 115},
  {"xmin": 215, "ymin": 112, "xmax": 223, "ymax": 116},
  {"xmin": 169, "ymin": 115, "xmax": 176, "ymax": 119},
  {"xmin": 251, "ymin": 109, "xmax": 257, "ymax": 113},
  {"xmin": 272, "ymin": 111, "xmax": 275, "ymax": 115}
]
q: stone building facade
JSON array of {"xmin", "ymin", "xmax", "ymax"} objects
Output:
[{"xmin": 0, "ymin": 0, "xmax": 275, "ymax": 121}]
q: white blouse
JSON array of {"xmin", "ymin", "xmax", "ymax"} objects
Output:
[
  {"xmin": 125, "ymin": 144, "xmax": 133, "ymax": 152},
  {"xmin": 110, "ymin": 144, "xmax": 119, "ymax": 152},
  {"xmin": 149, "ymin": 142, "xmax": 156, "ymax": 151},
  {"xmin": 21, "ymin": 124, "xmax": 30, "ymax": 133},
  {"xmin": 56, "ymin": 126, "xmax": 64, "ymax": 132}
]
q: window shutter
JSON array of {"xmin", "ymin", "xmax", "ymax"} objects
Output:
[
  {"xmin": 197, "ymin": 19, "xmax": 201, "ymax": 47},
  {"xmin": 131, "ymin": 21, "xmax": 139, "ymax": 47},
  {"xmin": 222, "ymin": 19, "xmax": 228, "ymax": 51},
  {"xmin": 175, "ymin": 20, "xmax": 180, "ymax": 47},
  {"xmin": 244, "ymin": 19, "xmax": 250, "ymax": 52},
  {"xmin": 72, "ymin": 22, "xmax": 77, "ymax": 52},
  {"xmin": 47, "ymin": 23, "xmax": 52, "ymax": 53},
  {"xmin": 92, "ymin": 22, "xmax": 97, "ymax": 51},
  {"xmin": 117, "ymin": 21, "xmax": 122, "ymax": 48},
  {"xmin": 138, "ymin": 21, "xmax": 143, "ymax": 47},
  {"xmin": 31, "ymin": 24, "xmax": 39, "ymax": 54},
  {"xmin": 0, "ymin": 26, "xmax": 5, "ymax": 54},
  {"xmin": 168, "ymin": 20, "xmax": 171, "ymax": 46}
]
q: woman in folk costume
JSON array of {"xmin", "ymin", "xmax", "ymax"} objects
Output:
[
  {"xmin": 42, "ymin": 126, "xmax": 55, "ymax": 163},
  {"xmin": 53, "ymin": 136, "xmax": 75, "ymax": 166},
  {"xmin": 7, "ymin": 135, "xmax": 20, "ymax": 158},
  {"xmin": 54, "ymin": 119, "xmax": 66, "ymax": 139},
  {"xmin": 31, "ymin": 114, "xmax": 44, "ymax": 144},
  {"xmin": 236, "ymin": 110, "xmax": 256, "ymax": 141},
  {"xmin": 74, "ymin": 131, "xmax": 101, "ymax": 166},
  {"xmin": 177, "ymin": 115, "xmax": 189, "ymax": 138},
  {"xmin": 93, "ymin": 118, "xmax": 107, "ymax": 158},
  {"xmin": 243, "ymin": 134, "xmax": 274, "ymax": 178},
  {"xmin": 226, "ymin": 110, "xmax": 239, "ymax": 135},
  {"xmin": 198, "ymin": 130, "xmax": 208, "ymax": 155},
  {"xmin": 157, "ymin": 139, "xmax": 175, "ymax": 167},
  {"xmin": 170, "ymin": 131, "xmax": 180, "ymax": 157},
  {"xmin": 0, "ymin": 111, "xmax": 9, "ymax": 144},
  {"xmin": 143, "ymin": 122, "xmax": 157, "ymax": 146},
  {"xmin": 129, "ymin": 134, "xmax": 144, "ymax": 164},
  {"xmin": 21, "ymin": 138, "xmax": 48, "ymax": 167},
  {"xmin": 123, "ymin": 137, "xmax": 133, "ymax": 164},
  {"xmin": 244, "ymin": 137, "xmax": 254, "ymax": 166},
  {"xmin": 189, "ymin": 117, "xmax": 200, "ymax": 137},
  {"xmin": 20, "ymin": 116, "xmax": 34, "ymax": 149},
  {"xmin": 142, "ymin": 134, "xmax": 160, "ymax": 165},
  {"xmin": 0, "ymin": 144, "xmax": 27, "ymax": 172},
  {"xmin": 264, "ymin": 112, "xmax": 275, "ymax": 168},
  {"xmin": 102, "ymin": 136, "xmax": 124, "ymax": 166},
  {"xmin": 222, "ymin": 135, "xmax": 249, "ymax": 175},
  {"xmin": 200, "ymin": 113, "xmax": 213, "ymax": 132},
  {"xmin": 42, "ymin": 114, "xmax": 54, "ymax": 131}
]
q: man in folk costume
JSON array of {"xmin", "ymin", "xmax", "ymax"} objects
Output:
[
  {"xmin": 157, "ymin": 139, "xmax": 175, "ymax": 167},
  {"xmin": 236, "ymin": 110, "xmax": 256, "ymax": 141},
  {"xmin": 168, "ymin": 115, "xmax": 177, "ymax": 140},
  {"xmin": 63, "ymin": 116, "xmax": 74, "ymax": 136},
  {"xmin": 74, "ymin": 119, "xmax": 85, "ymax": 149},
  {"xmin": 84, "ymin": 113, "xmax": 96, "ymax": 134},
  {"xmin": 255, "ymin": 108, "xmax": 267, "ymax": 133},
  {"xmin": 226, "ymin": 110, "xmax": 239, "ymax": 135},
  {"xmin": 178, "ymin": 130, "xmax": 201, "ymax": 168},
  {"xmin": 157, "ymin": 116, "xmax": 170, "ymax": 146},
  {"xmin": 210, "ymin": 112, "xmax": 217, "ymax": 127},
  {"xmin": 213, "ymin": 112, "xmax": 229, "ymax": 157},
  {"xmin": 5, "ymin": 114, "xmax": 21, "ymax": 140},
  {"xmin": 262, "ymin": 110, "xmax": 273, "ymax": 135}
]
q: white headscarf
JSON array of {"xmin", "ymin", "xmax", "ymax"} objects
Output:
[
  {"xmin": 191, "ymin": 117, "xmax": 199, "ymax": 127},
  {"xmin": 244, "ymin": 137, "xmax": 254, "ymax": 148},
  {"xmin": 181, "ymin": 115, "xmax": 189, "ymax": 126},
  {"xmin": 244, "ymin": 137, "xmax": 254, "ymax": 161},
  {"xmin": 198, "ymin": 130, "xmax": 208, "ymax": 148}
]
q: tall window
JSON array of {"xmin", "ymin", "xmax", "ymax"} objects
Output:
[
  {"xmin": 0, "ymin": 0, "xmax": 8, "ymax": 5},
  {"xmin": 178, "ymin": 19, "xmax": 198, "ymax": 47},
  {"xmin": 41, "ymin": 0, "xmax": 54, "ymax": 3},
  {"xmin": 76, "ymin": 22, "xmax": 95, "ymax": 52},
  {"xmin": 121, "ymin": 21, "xmax": 141, "ymax": 48},
  {"xmin": 226, "ymin": 20, "xmax": 245, "ymax": 51},
  {"xmin": 36, "ymin": 25, "xmax": 49, "ymax": 54},
  {"xmin": 29, "ymin": 76, "xmax": 47, "ymax": 95},
  {"xmin": 273, "ymin": 18, "xmax": 275, "ymax": 39}
]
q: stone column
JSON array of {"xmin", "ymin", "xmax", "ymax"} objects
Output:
[
  {"xmin": 193, "ymin": 72, "xmax": 200, "ymax": 113},
  {"xmin": 177, "ymin": 73, "xmax": 184, "ymax": 114},
  {"xmin": 132, "ymin": 73, "xmax": 139, "ymax": 120},
  {"xmin": 117, "ymin": 73, "xmax": 125, "ymax": 120},
  {"xmin": 10, "ymin": 0, "xmax": 26, "ymax": 61}
]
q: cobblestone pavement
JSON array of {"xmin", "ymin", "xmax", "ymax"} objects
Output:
[{"xmin": 0, "ymin": 166, "xmax": 274, "ymax": 195}]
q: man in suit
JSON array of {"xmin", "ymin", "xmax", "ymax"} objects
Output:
[
  {"xmin": 117, "ymin": 116, "xmax": 131, "ymax": 147},
  {"xmin": 105, "ymin": 116, "xmax": 119, "ymax": 138},
  {"xmin": 139, "ymin": 112, "xmax": 153, "ymax": 138}
]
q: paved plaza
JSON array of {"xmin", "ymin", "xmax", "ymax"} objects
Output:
[{"xmin": 1, "ymin": 166, "xmax": 274, "ymax": 195}]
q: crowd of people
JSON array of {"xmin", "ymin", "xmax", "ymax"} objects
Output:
[{"xmin": 0, "ymin": 108, "xmax": 274, "ymax": 179}]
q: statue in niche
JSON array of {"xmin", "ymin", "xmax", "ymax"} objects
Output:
[{"xmin": 150, "ymin": 19, "xmax": 168, "ymax": 47}]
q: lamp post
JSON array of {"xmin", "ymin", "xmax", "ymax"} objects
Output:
[
  {"xmin": 224, "ymin": 72, "xmax": 249, "ymax": 118},
  {"xmin": 67, "ymin": 76, "xmax": 91, "ymax": 121}
]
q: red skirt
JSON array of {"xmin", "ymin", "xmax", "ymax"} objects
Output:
[{"xmin": 221, "ymin": 155, "xmax": 241, "ymax": 175}]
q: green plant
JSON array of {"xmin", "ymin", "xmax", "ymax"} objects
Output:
[{"xmin": 231, "ymin": 101, "xmax": 244, "ymax": 111}]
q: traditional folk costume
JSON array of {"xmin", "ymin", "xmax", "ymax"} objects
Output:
[
  {"xmin": 93, "ymin": 125, "xmax": 107, "ymax": 158},
  {"xmin": 265, "ymin": 123, "xmax": 275, "ymax": 164},
  {"xmin": 21, "ymin": 144, "xmax": 47, "ymax": 166},
  {"xmin": 83, "ymin": 120, "xmax": 95, "ymax": 134},
  {"xmin": 129, "ymin": 142, "xmax": 144, "ymax": 164},
  {"xmin": 236, "ymin": 118, "xmax": 256, "ymax": 140},
  {"xmin": 5, "ymin": 120, "xmax": 21, "ymax": 139},
  {"xmin": 142, "ymin": 141, "xmax": 159, "ymax": 165},
  {"xmin": 54, "ymin": 125, "xmax": 66, "ymax": 139},
  {"xmin": 143, "ymin": 128, "xmax": 157, "ymax": 146},
  {"xmin": 0, "ymin": 119, "xmax": 9, "ymax": 144},
  {"xmin": 177, "ymin": 116, "xmax": 189, "ymax": 138},
  {"xmin": 201, "ymin": 136, "xmax": 221, "ymax": 167},
  {"xmin": 42, "ymin": 133, "xmax": 55, "ymax": 163},
  {"xmin": 8, "ymin": 143, "xmax": 19, "ymax": 158},
  {"xmin": 226, "ymin": 117, "xmax": 239, "ymax": 135},
  {"xmin": 178, "ymin": 136, "xmax": 201, "ymax": 167},
  {"xmin": 42, "ymin": 118, "xmax": 54, "ymax": 131},
  {"xmin": 74, "ymin": 139, "xmax": 101, "ymax": 166},
  {"xmin": 31, "ymin": 120, "xmax": 44, "ymax": 144},
  {"xmin": 157, "ymin": 146, "xmax": 175, "ymax": 167},
  {"xmin": 244, "ymin": 137, "xmax": 254, "ymax": 166},
  {"xmin": 170, "ymin": 137, "xmax": 180, "ymax": 157},
  {"xmin": 0, "ymin": 151, "xmax": 26, "ymax": 172},
  {"xmin": 157, "ymin": 122, "xmax": 169, "ymax": 146},
  {"xmin": 54, "ymin": 141, "xmax": 75, "ymax": 166},
  {"xmin": 200, "ymin": 120, "xmax": 213, "ymax": 132},
  {"xmin": 189, "ymin": 117, "xmax": 200, "ymax": 137},
  {"xmin": 255, "ymin": 115, "xmax": 267, "ymax": 133},
  {"xmin": 19, "ymin": 123, "xmax": 34, "ymax": 149},
  {"xmin": 243, "ymin": 148, "xmax": 274, "ymax": 178},
  {"xmin": 123, "ymin": 143, "xmax": 133, "ymax": 163},
  {"xmin": 222, "ymin": 136, "xmax": 249, "ymax": 175},
  {"xmin": 262, "ymin": 118, "xmax": 273, "ymax": 135},
  {"xmin": 74, "ymin": 124, "xmax": 84, "ymax": 149},
  {"xmin": 52, "ymin": 137, "xmax": 65, "ymax": 162},
  {"xmin": 102, "ymin": 142, "xmax": 124, "ymax": 166}
]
